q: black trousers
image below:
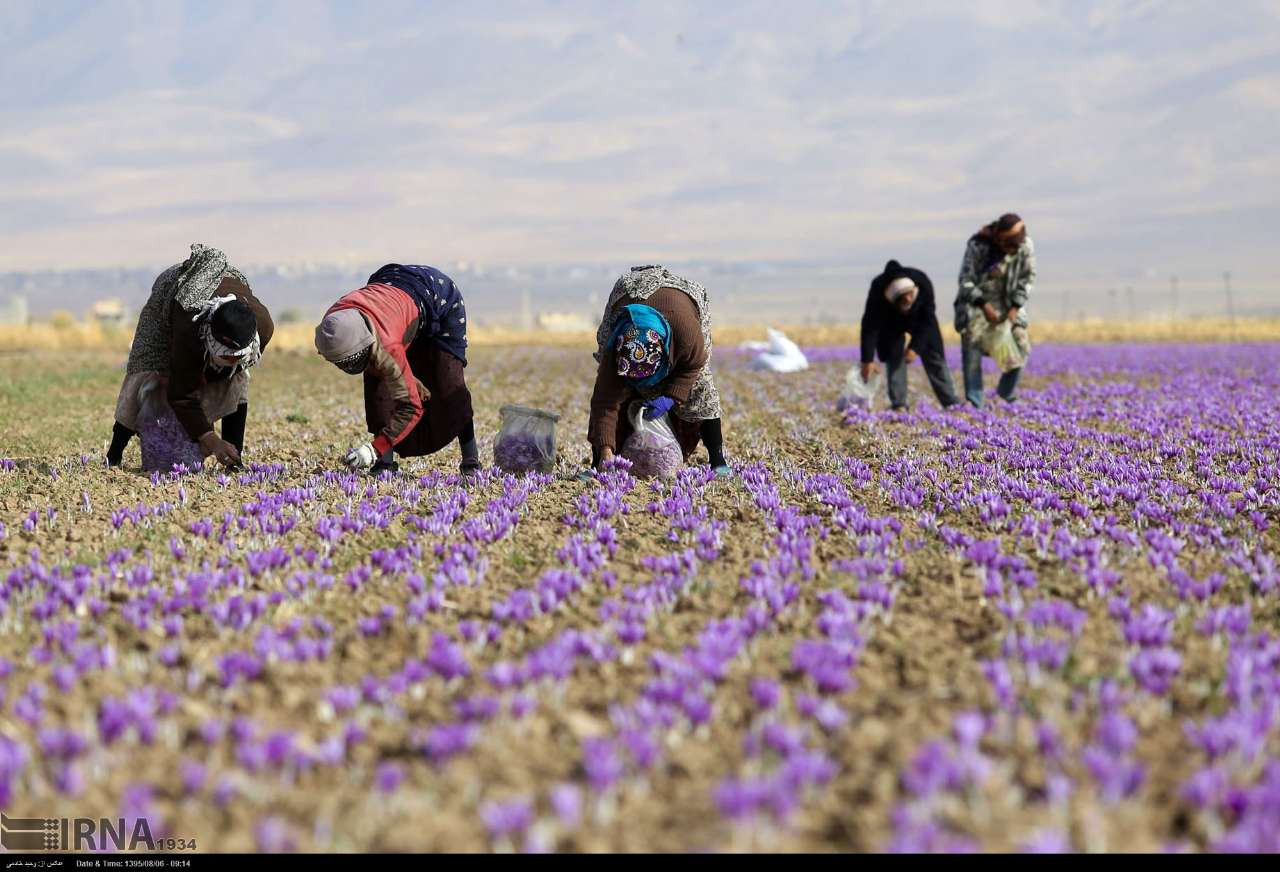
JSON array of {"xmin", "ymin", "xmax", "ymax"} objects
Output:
[
  {"xmin": 880, "ymin": 335, "xmax": 959, "ymax": 409},
  {"xmin": 221, "ymin": 403, "xmax": 248, "ymax": 453}
]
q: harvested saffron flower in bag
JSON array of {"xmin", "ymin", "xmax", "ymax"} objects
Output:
[
  {"xmin": 493, "ymin": 404, "xmax": 560, "ymax": 474},
  {"xmin": 621, "ymin": 401, "xmax": 683, "ymax": 480},
  {"xmin": 137, "ymin": 380, "xmax": 203, "ymax": 473}
]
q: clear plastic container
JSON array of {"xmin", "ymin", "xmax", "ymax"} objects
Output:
[{"xmin": 493, "ymin": 404, "xmax": 560, "ymax": 474}]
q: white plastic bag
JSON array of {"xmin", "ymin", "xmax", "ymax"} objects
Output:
[
  {"xmin": 137, "ymin": 379, "xmax": 204, "ymax": 473},
  {"xmin": 746, "ymin": 328, "xmax": 809, "ymax": 373},
  {"xmin": 621, "ymin": 401, "xmax": 683, "ymax": 480},
  {"xmin": 837, "ymin": 366, "xmax": 883, "ymax": 412},
  {"xmin": 981, "ymin": 321, "xmax": 1028, "ymax": 373},
  {"xmin": 493, "ymin": 404, "xmax": 560, "ymax": 474}
]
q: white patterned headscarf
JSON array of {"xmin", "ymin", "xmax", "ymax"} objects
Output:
[
  {"xmin": 125, "ymin": 243, "xmax": 253, "ymax": 376},
  {"xmin": 192, "ymin": 295, "xmax": 262, "ymax": 375}
]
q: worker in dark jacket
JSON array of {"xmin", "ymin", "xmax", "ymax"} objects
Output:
[
  {"xmin": 107, "ymin": 244, "xmax": 273, "ymax": 469},
  {"xmin": 859, "ymin": 260, "xmax": 959, "ymax": 411},
  {"xmin": 314, "ymin": 263, "xmax": 478, "ymax": 477}
]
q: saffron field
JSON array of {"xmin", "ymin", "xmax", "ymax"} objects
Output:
[{"xmin": 0, "ymin": 344, "xmax": 1277, "ymax": 852}]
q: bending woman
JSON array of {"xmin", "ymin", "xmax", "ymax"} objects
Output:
[
  {"xmin": 587, "ymin": 265, "xmax": 730, "ymax": 476},
  {"xmin": 107, "ymin": 244, "xmax": 272, "ymax": 469},
  {"xmin": 314, "ymin": 263, "xmax": 479, "ymax": 477}
]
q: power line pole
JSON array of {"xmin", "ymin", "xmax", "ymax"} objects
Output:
[{"xmin": 1223, "ymin": 270, "xmax": 1238, "ymax": 341}]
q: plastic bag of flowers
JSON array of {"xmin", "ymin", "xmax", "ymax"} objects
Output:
[
  {"xmin": 137, "ymin": 379, "xmax": 204, "ymax": 473},
  {"xmin": 493, "ymin": 404, "xmax": 561, "ymax": 474},
  {"xmin": 837, "ymin": 366, "xmax": 882, "ymax": 412},
  {"xmin": 981, "ymin": 320, "xmax": 1028, "ymax": 373},
  {"xmin": 621, "ymin": 400, "xmax": 683, "ymax": 480}
]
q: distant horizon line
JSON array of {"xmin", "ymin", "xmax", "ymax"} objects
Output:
[{"xmin": 0, "ymin": 259, "xmax": 1275, "ymax": 286}]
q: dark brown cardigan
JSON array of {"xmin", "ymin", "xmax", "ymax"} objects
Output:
[{"xmin": 588, "ymin": 286, "xmax": 707, "ymax": 453}]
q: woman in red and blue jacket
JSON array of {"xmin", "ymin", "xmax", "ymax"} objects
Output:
[{"xmin": 314, "ymin": 264, "xmax": 478, "ymax": 476}]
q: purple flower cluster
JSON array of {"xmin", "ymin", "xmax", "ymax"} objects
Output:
[
  {"xmin": 0, "ymin": 342, "xmax": 1277, "ymax": 851},
  {"xmin": 620, "ymin": 418, "xmax": 683, "ymax": 480},
  {"xmin": 494, "ymin": 432, "xmax": 555, "ymax": 474}
]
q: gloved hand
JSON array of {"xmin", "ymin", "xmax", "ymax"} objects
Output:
[
  {"xmin": 343, "ymin": 443, "xmax": 377, "ymax": 472},
  {"xmin": 642, "ymin": 396, "xmax": 675, "ymax": 420}
]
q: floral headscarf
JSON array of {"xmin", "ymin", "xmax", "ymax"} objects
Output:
[{"xmin": 610, "ymin": 304, "xmax": 671, "ymax": 388}]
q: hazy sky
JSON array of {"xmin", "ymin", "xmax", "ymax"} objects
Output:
[{"xmin": 1, "ymin": 1, "xmax": 1277, "ymax": 300}]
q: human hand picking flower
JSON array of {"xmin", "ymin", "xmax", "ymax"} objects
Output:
[
  {"xmin": 343, "ymin": 443, "xmax": 377, "ymax": 472},
  {"xmin": 198, "ymin": 432, "xmax": 241, "ymax": 467}
]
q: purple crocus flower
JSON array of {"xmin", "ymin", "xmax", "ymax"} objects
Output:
[
  {"xmin": 582, "ymin": 738, "xmax": 625, "ymax": 792},
  {"xmin": 423, "ymin": 724, "xmax": 477, "ymax": 764},
  {"xmin": 255, "ymin": 817, "xmax": 297, "ymax": 852},
  {"xmin": 481, "ymin": 799, "xmax": 534, "ymax": 839},
  {"xmin": 180, "ymin": 760, "xmax": 206, "ymax": 796},
  {"xmin": 750, "ymin": 679, "xmax": 781, "ymax": 710},
  {"xmin": 375, "ymin": 762, "xmax": 405, "ymax": 794},
  {"xmin": 549, "ymin": 784, "xmax": 582, "ymax": 828},
  {"xmin": 714, "ymin": 778, "xmax": 768, "ymax": 820},
  {"xmin": 1021, "ymin": 829, "xmax": 1073, "ymax": 853}
]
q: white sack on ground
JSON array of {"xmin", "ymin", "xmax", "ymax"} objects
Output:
[{"xmin": 745, "ymin": 328, "xmax": 809, "ymax": 373}]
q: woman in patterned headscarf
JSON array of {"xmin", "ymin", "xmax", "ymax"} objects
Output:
[
  {"xmin": 586, "ymin": 265, "xmax": 730, "ymax": 476},
  {"xmin": 107, "ymin": 244, "xmax": 273, "ymax": 469}
]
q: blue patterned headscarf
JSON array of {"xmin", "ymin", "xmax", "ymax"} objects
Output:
[{"xmin": 609, "ymin": 304, "xmax": 671, "ymax": 388}]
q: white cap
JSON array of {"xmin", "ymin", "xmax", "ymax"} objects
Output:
[{"xmin": 885, "ymin": 277, "xmax": 917, "ymax": 303}]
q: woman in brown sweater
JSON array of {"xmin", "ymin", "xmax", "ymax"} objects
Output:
[
  {"xmin": 587, "ymin": 265, "xmax": 728, "ymax": 475},
  {"xmin": 107, "ymin": 244, "xmax": 273, "ymax": 469}
]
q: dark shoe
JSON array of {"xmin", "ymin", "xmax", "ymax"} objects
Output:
[
  {"xmin": 891, "ymin": 404, "xmax": 908, "ymax": 412},
  {"xmin": 370, "ymin": 459, "xmax": 400, "ymax": 476}
]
